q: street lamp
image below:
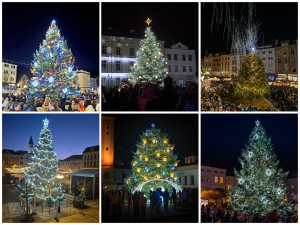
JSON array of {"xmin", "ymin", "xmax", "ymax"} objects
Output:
[{"xmin": 57, "ymin": 175, "xmax": 64, "ymax": 213}]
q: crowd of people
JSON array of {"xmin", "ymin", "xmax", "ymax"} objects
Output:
[
  {"xmin": 102, "ymin": 77, "xmax": 198, "ymax": 111},
  {"xmin": 201, "ymin": 82, "xmax": 298, "ymax": 111},
  {"xmin": 103, "ymin": 187, "xmax": 198, "ymax": 218},
  {"xmin": 201, "ymin": 204, "xmax": 298, "ymax": 223},
  {"xmin": 2, "ymin": 93, "xmax": 100, "ymax": 112}
]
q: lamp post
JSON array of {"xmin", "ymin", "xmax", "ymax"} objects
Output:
[{"xmin": 57, "ymin": 175, "xmax": 64, "ymax": 213}]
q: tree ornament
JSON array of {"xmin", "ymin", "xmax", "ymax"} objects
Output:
[{"xmin": 156, "ymin": 152, "xmax": 160, "ymax": 157}]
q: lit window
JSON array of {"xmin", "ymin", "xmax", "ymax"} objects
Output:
[
  {"xmin": 228, "ymin": 184, "xmax": 230, "ymax": 190},
  {"xmin": 220, "ymin": 177, "xmax": 224, "ymax": 183},
  {"xmin": 215, "ymin": 177, "xmax": 218, "ymax": 183},
  {"xmin": 207, "ymin": 176, "xmax": 210, "ymax": 182},
  {"xmin": 291, "ymin": 185, "xmax": 295, "ymax": 190}
]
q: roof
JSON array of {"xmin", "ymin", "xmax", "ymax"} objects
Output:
[
  {"xmin": 83, "ymin": 145, "xmax": 99, "ymax": 153},
  {"xmin": 2, "ymin": 149, "xmax": 30, "ymax": 155},
  {"xmin": 178, "ymin": 159, "xmax": 198, "ymax": 167},
  {"xmin": 60, "ymin": 155, "xmax": 83, "ymax": 162},
  {"xmin": 252, "ymin": 96, "xmax": 276, "ymax": 109},
  {"xmin": 185, "ymin": 151, "xmax": 198, "ymax": 157},
  {"xmin": 29, "ymin": 136, "xmax": 34, "ymax": 145},
  {"xmin": 71, "ymin": 169, "xmax": 99, "ymax": 177}
]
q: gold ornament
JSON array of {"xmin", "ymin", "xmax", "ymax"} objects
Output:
[
  {"xmin": 139, "ymin": 155, "xmax": 143, "ymax": 159},
  {"xmin": 145, "ymin": 18, "xmax": 152, "ymax": 26},
  {"xmin": 175, "ymin": 162, "xmax": 178, "ymax": 166},
  {"xmin": 143, "ymin": 139, "xmax": 147, "ymax": 145},
  {"xmin": 133, "ymin": 162, "xmax": 135, "ymax": 166},
  {"xmin": 163, "ymin": 139, "xmax": 168, "ymax": 144},
  {"xmin": 137, "ymin": 168, "xmax": 141, "ymax": 173},
  {"xmin": 163, "ymin": 157, "xmax": 167, "ymax": 162},
  {"xmin": 157, "ymin": 163, "xmax": 161, "ymax": 168},
  {"xmin": 145, "ymin": 157, "xmax": 149, "ymax": 162},
  {"xmin": 166, "ymin": 148, "xmax": 170, "ymax": 153},
  {"xmin": 152, "ymin": 139, "xmax": 156, "ymax": 144},
  {"xmin": 170, "ymin": 173, "xmax": 174, "ymax": 178},
  {"xmin": 156, "ymin": 152, "xmax": 160, "ymax": 157}
]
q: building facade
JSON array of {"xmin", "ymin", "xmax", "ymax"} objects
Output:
[
  {"xmin": 201, "ymin": 165, "xmax": 226, "ymax": 192},
  {"xmin": 203, "ymin": 53, "xmax": 213, "ymax": 75},
  {"xmin": 257, "ymin": 41, "xmax": 276, "ymax": 81},
  {"xmin": 164, "ymin": 42, "xmax": 197, "ymax": 86},
  {"xmin": 177, "ymin": 152, "xmax": 199, "ymax": 189},
  {"xmin": 226, "ymin": 175, "xmax": 238, "ymax": 202},
  {"xmin": 101, "ymin": 35, "xmax": 165, "ymax": 88},
  {"xmin": 82, "ymin": 145, "xmax": 99, "ymax": 169},
  {"xmin": 2, "ymin": 62, "xmax": 18, "ymax": 85},
  {"xmin": 59, "ymin": 155, "xmax": 83, "ymax": 173},
  {"xmin": 101, "ymin": 116, "xmax": 115, "ymax": 190},
  {"xmin": 76, "ymin": 70, "xmax": 91, "ymax": 93},
  {"xmin": 286, "ymin": 171, "xmax": 298, "ymax": 204},
  {"xmin": 212, "ymin": 53, "xmax": 221, "ymax": 76},
  {"xmin": 275, "ymin": 40, "xmax": 298, "ymax": 81},
  {"xmin": 221, "ymin": 54, "xmax": 231, "ymax": 77}
]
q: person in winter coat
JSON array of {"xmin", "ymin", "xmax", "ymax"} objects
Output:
[
  {"xmin": 127, "ymin": 192, "xmax": 132, "ymax": 211},
  {"xmin": 172, "ymin": 188, "xmax": 177, "ymax": 209},
  {"xmin": 111, "ymin": 191, "xmax": 119, "ymax": 216},
  {"xmin": 132, "ymin": 191, "xmax": 140, "ymax": 218},
  {"xmin": 150, "ymin": 191, "xmax": 161, "ymax": 216},
  {"xmin": 78, "ymin": 98, "xmax": 85, "ymax": 111},
  {"xmin": 163, "ymin": 188, "xmax": 169, "ymax": 210},
  {"xmin": 225, "ymin": 210, "xmax": 232, "ymax": 222},
  {"xmin": 267, "ymin": 210, "xmax": 278, "ymax": 223},
  {"xmin": 182, "ymin": 188, "xmax": 187, "ymax": 208},
  {"xmin": 156, "ymin": 188, "xmax": 162, "ymax": 208},
  {"xmin": 139, "ymin": 192, "xmax": 147, "ymax": 218},
  {"xmin": 216, "ymin": 209, "xmax": 223, "ymax": 222},
  {"xmin": 23, "ymin": 97, "xmax": 37, "ymax": 111},
  {"xmin": 118, "ymin": 192, "xmax": 122, "ymax": 215}
]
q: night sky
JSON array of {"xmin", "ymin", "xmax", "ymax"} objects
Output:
[
  {"xmin": 201, "ymin": 114, "xmax": 298, "ymax": 176},
  {"xmin": 2, "ymin": 3, "xmax": 99, "ymax": 79},
  {"xmin": 102, "ymin": 2, "xmax": 199, "ymax": 61},
  {"xmin": 2, "ymin": 114, "xmax": 99, "ymax": 160},
  {"xmin": 104, "ymin": 114, "xmax": 199, "ymax": 169},
  {"xmin": 201, "ymin": 2, "xmax": 298, "ymax": 58}
]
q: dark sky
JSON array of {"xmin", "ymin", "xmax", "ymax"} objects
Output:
[
  {"xmin": 201, "ymin": 2, "xmax": 298, "ymax": 58},
  {"xmin": 104, "ymin": 114, "xmax": 198, "ymax": 169},
  {"xmin": 2, "ymin": 114, "xmax": 99, "ymax": 160},
  {"xmin": 2, "ymin": 2, "xmax": 99, "ymax": 79},
  {"xmin": 102, "ymin": 2, "xmax": 199, "ymax": 56},
  {"xmin": 201, "ymin": 114, "xmax": 298, "ymax": 175}
]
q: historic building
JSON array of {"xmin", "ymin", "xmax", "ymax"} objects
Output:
[
  {"xmin": 2, "ymin": 62, "xmax": 17, "ymax": 86},
  {"xmin": 177, "ymin": 152, "xmax": 199, "ymax": 189},
  {"xmin": 59, "ymin": 155, "xmax": 83, "ymax": 173},
  {"xmin": 203, "ymin": 53, "xmax": 213, "ymax": 76},
  {"xmin": 82, "ymin": 145, "xmax": 99, "ymax": 169},
  {"xmin": 226, "ymin": 175, "xmax": 238, "ymax": 202}
]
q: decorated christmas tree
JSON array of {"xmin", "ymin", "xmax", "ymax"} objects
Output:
[
  {"xmin": 126, "ymin": 124, "xmax": 182, "ymax": 196},
  {"xmin": 30, "ymin": 20, "xmax": 80, "ymax": 96},
  {"xmin": 234, "ymin": 52, "xmax": 271, "ymax": 100},
  {"xmin": 229, "ymin": 120, "xmax": 295, "ymax": 216},
  {"xmin": 24, "ymin": 118, "xmax": 64, "ymax": 204},
  {"xmin": 128, "ymin": 18, "xmax": 168, "ymax": 83}
]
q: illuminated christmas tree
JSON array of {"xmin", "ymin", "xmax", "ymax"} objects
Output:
[
  {"xmin": 128, "ymin": 18, "xmax": 168, "ymax": 83},
  {"xmin": 234, "ymin": 52, "xmax": 271, "ymax": 100},
  {"xmin": 229, "ymin": 120, "xmax": 295, "ymax": 215},
  {"xmin": 24, "ymin": 118, "xmax": 64, "ymax": 203},
  {"xmin": 30, "ymin": 20, "xmax": 80, "ymax": 96},
  {"xmin": 126, "ymin": 124, "xmax": 182, "ymax": 196}
]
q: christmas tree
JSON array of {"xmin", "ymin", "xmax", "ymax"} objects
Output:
[
  {"xmin": 30, "ymin": 20, "xmax": 80, "ymax": 96},
  {"xmin": 234, "ymin": 52, "xmax": 271, "ymax": 100},
  {"xmin": 229, "ymin": 120, "xmax": 295, "ymax": 216},
  {"xmin": 126, "ymin": 124, "xmax": 182, "ymax": 196},
  {"xmin": 24, "ymin": 118, "xmax": 64, "ymax": 203},
  {"xmin": 128, "ymin": 18, "xmax": 168, "ymax": 83}
]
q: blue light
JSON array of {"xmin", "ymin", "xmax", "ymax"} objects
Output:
[
  {"xmin": 49, "ymin": 77, "xmax": 54, "ymax": 83},
  {"xmin": 62, "ymin": 88, "xmax": 68, "ymax": 93},
  {"xmin": 32, "ymin": 80, "xmax": 39, "ymax": 87},
  {"xmin": 34, "ymin": 62, "xmax": 38, "ymax": 67},
  {"xmin": 68, "ymin": 67, "xmax": 72, "ymax": 73}
]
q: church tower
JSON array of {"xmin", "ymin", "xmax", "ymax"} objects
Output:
[{"xmin": 28, "ymin": 136, "xmax": 34, "ymax": 154}]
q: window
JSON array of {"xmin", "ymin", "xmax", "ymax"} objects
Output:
[
  {"xmin": 183, "ymin": 66, "xmax": 186, "ymax": 72},
  {"xmin": 20, "ymin": 161, "xmax": 23, "ymax": 164},
  {"xmin": 10, "ymin": 77, "xmax": 14, "ymax": 81},
  {"xmin": 3, "ymin": 70, "xmax": 8, "ymax": 74},
  {"xmin": 106, "ymin": 147, "xmax": 109, "ymax": 151},
  {"xmin": 228, "ymin": 184, "xmax": 230, "ymax": 190},
  {"xmin": 104, "ymin": 172, "xmax": 109, "ymax": 178},
  {"xmin": 116, "ymin": 47, "xmax": 121, "ymax": 55},
  {"xmin": 175, "ymin": 66, "xmax": 178, "ymax": 72},
  {"xmin": 278, "ymin": 50, "xmax": 281, "ymax": 55},
  {"xmin": 129, "ymin": 62, "xmax": 134, "ymax": 71},
  {"xmin": 207, "ymin": 176, "xmax": 210, "ymax": 182},
  {"xmin": 167, "ymin": 54, "xmax": 171, "ymax": 60},
  {"xmin": 91, "ymin": 155, "xmax": 93, "ymax": 160},
  {"xmin": 262, "ymin": 51, "xmax": 265, "ymax": 54},
  {"xmin": 20, "ymin": 157, "xmax": 23, "ymax": 159},
  {"xmin": 291, "ymin": 185, "xmax": 295, "ymax": 190},
  {"xmin": 94, "ymin": 161, "xmax": 96, "ymax": 167},
  {"xmin": 284, "ymin": 58, "xmax": 288, "ymax": 63},
  {"xmin": 207, "ymin": 170, "xmax": 211, "ymax": 172},
  {"xmin": 184, "ymin": 176, "xmax": 187, "ymax": 185},
  {"xmin": 292, "ymin": 58, "xmax": 295, "ymax": 63},
  {"xmin": 201, "ymin": 175, "xmax": 204, "ymax": 182},
  {"xmin": 168, "ymin": 66, "xmax": 171, "ymax": 72},
  {"xmin": 292, "ymin": 68, "xmax": 296, "ymax": 72},
  {"xmin": 190, "ymin": 176, "xmax": 194, "ymax": 185},
  {"xmin": 285, "ymin": 66, "xmax": 288, "ymax": 72},
  {"xmin": 4, "ymin": 64, "xmax": 9, "ymax": 67},
  {"xmin": 189, "ymin": 55, "xmax": 192, "ymax": 61},
  {"xmin": 102, "ymin": 46, "xmax": 107, "ymax": 54},
  {"xmin": 215, "ymin": 177, "xmax": 218, "ymax": 183},
  {"xmin": 174, "ymin": 54, "xmax": 178, "ymax": 60},
  {"xmin": 116, "ymin": 61, "xmax": 121, "ymax": 71},
  {"xmin": 11, "ymin": 71, "xmax": 15, "ymax": 75},
  {"xmin": 102, "ymin": 61, "xmax": 107, "ymax": 69},
  {"xmin": 278, "ymin": 59, "xmax": 281, "ymax": 63},
  {"xmin": 220, "ymin": 177, "xmax": 224, "ymax": 183},
  {"xmin": 84, "ymin": 162, "xmax": 86, "ymax": 167},
  {"xmin": 130, "ymin": 48, "xmax": 134, "ymax": 56},
  {"xmin": 182, "ymin": 55, "xmax": 186, "ymax": 61},
  {"xmin": 284, "ymin": 50, "xmax": 287, "ymax": 54},
  {"xmin": 90, "ymin": 161, "xmax": 92, "ymax": 167},
  {"xmin": 116, "ymin": 78, "xmax": 120, "ymax": 86},
  {"xmin": 97, "ymin": 161, "xmax": 99, "ymax": 167},
  {"xmin": 189, "ymin": 66, "xmax": 192, "ymax": 72},
  {"xmin": 269, "ymin": 50, "xmax": 272, "ymax": 54},
  {"xmin": 291, "ymin": 49, "xmax": 294, "ymax": 54}
]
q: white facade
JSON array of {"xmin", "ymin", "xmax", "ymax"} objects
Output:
[
  {"xmin": 201, "ymin": 166, "xmax": 226, "ymax": 192},
  {"xmin": 113, "ymin": 168, "xmax": 132, "ymax": 191},
  {"xmin": 164, "ymin": 42, "xmax": 197, "ymax": 86},
  {"xmin": 257, "ymin": 45, "xmax": 276, "ymax": 80},
  {"xmin": 101, "ymin": 35, "xmax": 165, "ymax": 88},
  {"xmin": 2, "ymin": 62, "xmax": 17, "ymax": 85},
  {"xmin": 177, "ymin": 155, "xmax": 199, "ymax": 189},
  {"xmin": 76, "ymin": 70, "xmax": 91, "ymax": 93},
  {"xmin": 90, "ymin": 77, "xmax": 98, "ymax": 92}
]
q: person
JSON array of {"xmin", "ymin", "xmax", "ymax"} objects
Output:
[
  {"xmin": 132, "ymin": 191, "xmax": 140, "ymax": 219},
  {"xmin": 2, "ymin": 96, "xmax": 10, "ymax": 109},
  {"xmin": 137, "ymin": 83, "xmax": 159, "ymax": 111},
  {"xmin": 36, "ymin": 98, "xmax": 45, "ymax": 108},
  {"xmin": 216, "ymin": 208, "xmax": 223, "ymax": 222},
  {"xmin": 139, "ymin": 192, "xmax": 147, "ymax": 218},
  {"xmin": 71, "ymin": 99, "xmax": 79, "ymax": 111},
  {"xmin": 163, "ymin": 188, "xmax": 169, "ymax": 210},
  {"xmin": 157, "ymin": 76, "xmax": 178, "ymax": 111},
  {"xmin": 232, "ymin": 212, "xmax": 238, "ymax": 222},
  {"xmin": 14, "ymin": 102, "xmax": 24, "ymax": 111},
  {"xmin": 104, "ymin": 192, "xmax": 110, "ymax": 217},
  {"xmin": 127, "ymin": 191, "xmax": 132, "ymax": 211},
  {"xmin": 61, "ymin": 97, "xmax": 72, "ymax": 111},
  {"xmin": 48, "ymin": 100, "xmax": 62, "ymax": 111},
  {"xmin": 267, "ymin": 210, "xmax": 278, "ymax": 223},
  {"xmin": 149, "ymin": 190, "xmax": 153, "ymax": 208},
  {"xmin": 156, "ymin": 188, "xmax": 162, "ymax": 209},
  {"xmin": 118, "ymin": 191, "xmax": 122, "ymax": 216},
  {"xmin": 234, "ymin": 214, "xmax": 244, "ymax": 223},
  {"xmin": 111, "ymin": 191, "xmax": 119, "ymax": 216},
  {"xmin": 214, "ymin": 217, "xmax": 221, "ymax": 223},
  {"xmin": 286, "ymin": 214, "xmax": 292, "ymax": 223},
  {"xmin": 172, "ymin": 188, "xmax": 177, "ymax": 209},
  {"xmin": 78, "ymin": 98, "xmax": 85, "ymax": 111},
  {"xmin": 182, "ymin": 188, "xmax": 187, "ymax": 208},
  {"xmin": 150, "ymin": 190, "xmax": 161, "ymax": 216},
  {"xmin": 252, "ymin": 213, "xmax": 263, "ymax": 222},
  {"xmin": 225, "ymin": 210, "xmax": 232, "ymax": 222},
  {"xmin": 85, "ymin": 100, "xmax": 95, "ymax": 111},
  {"xmin": 23, "ymin": 96, "xmax": 37, "ymax": 111},
  {"xmin": 207, "ymin": 208, "xmax": 213, "ymax": 223}
]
